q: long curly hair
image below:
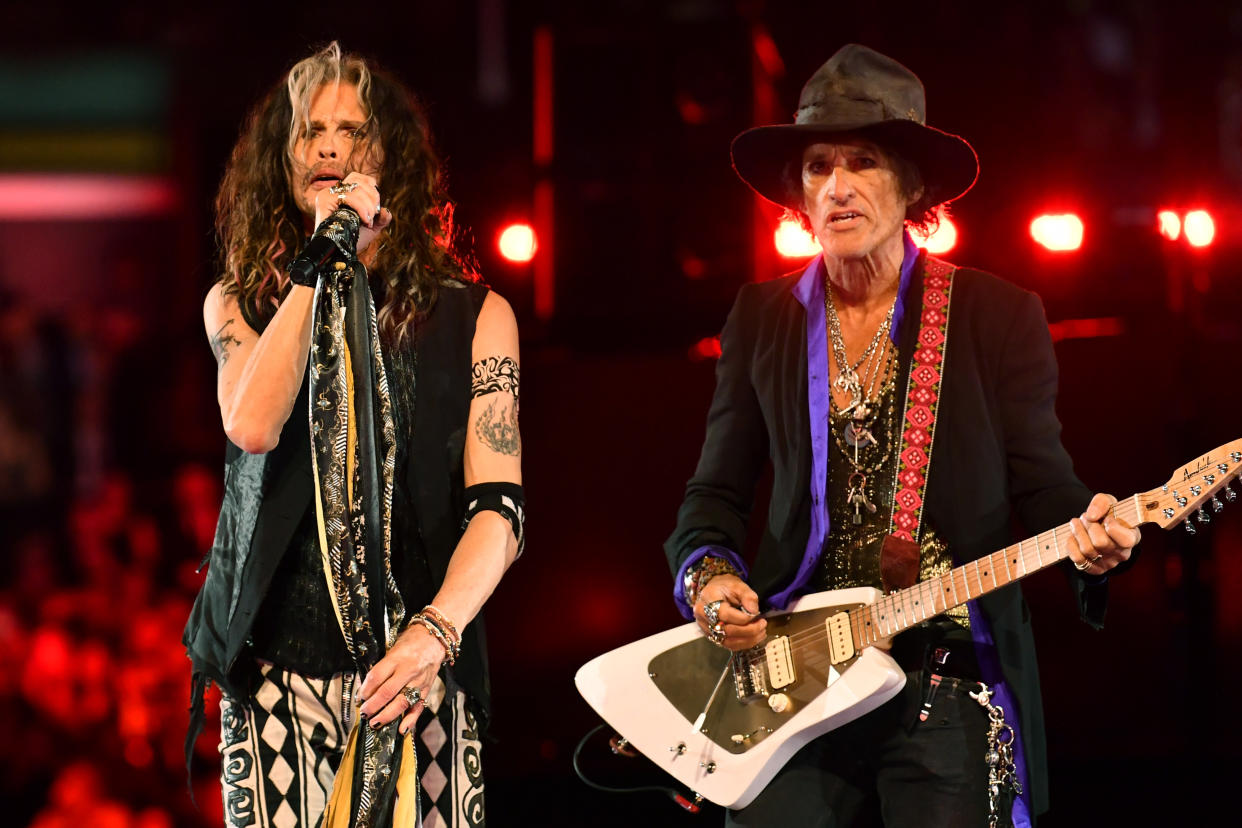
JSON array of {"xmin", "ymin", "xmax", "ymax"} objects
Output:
[{"xmin": 214, "ymin": 42, "xmax": 477, "ymax": 342}]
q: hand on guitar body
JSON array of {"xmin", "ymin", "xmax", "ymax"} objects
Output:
[
  {"xmin": 1070, "ymin": 493, "xmax": 1142, "ymax": 574},
  {"xmin": 694, "ymin": 575, "xmax": 766, "ymax": 651}
]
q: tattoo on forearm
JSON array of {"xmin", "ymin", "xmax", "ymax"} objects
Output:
[
  {"xmin": 471, "ymin": 356, "xmax": 520, "ymax": 409},
  {"xmin": 211, "ymin": 319, "xmax": 242, "ymax": 366},
  {"xmin": 474, "ymin": 396, "xmax": 521, "ymax": 456}
]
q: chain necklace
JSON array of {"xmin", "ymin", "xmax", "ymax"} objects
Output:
[
  {"xmin": 829, "ymin": 347, "xmax": 898, "ymax": 526},
  {"xmin": 825, "ymin": 278, "xmax": 899, "ymax": 526},
  {"xmin": 824, "ymin": 279, "xmax": 896, "ymax": 416}
]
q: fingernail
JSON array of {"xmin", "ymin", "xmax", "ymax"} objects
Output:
[{"xmin": 371, "ymin": 717, "xmax": 381, "ymax": 729}]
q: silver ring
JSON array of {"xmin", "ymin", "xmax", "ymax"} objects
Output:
[
  {"xmin": 703, "ymin": 599, "xmax": 723, "ymax": 627},
  {"xmin": 401, "ymin": 686, "xmax": 422, "ymax": 707},
  {"xmin": 1074, "ymin": 558, "xmax": 1092, "ymax": 572}
]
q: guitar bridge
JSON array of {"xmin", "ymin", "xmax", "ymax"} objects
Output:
[{"xmin": 731, "ymin": 647, "xmax": 767, "ymax": 702}]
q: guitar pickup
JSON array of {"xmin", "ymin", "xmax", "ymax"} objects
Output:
[
  {"xmin": 826, "ymin": 612, "xmax": 855, "ymax": 664},
  {"xmin": 765, "ymin": 636, "xmax": 796, "ymax": 689}
]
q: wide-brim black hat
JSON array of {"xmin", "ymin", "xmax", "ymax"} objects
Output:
[{"xmin": 731, "ymin": 44, "xmax": 979, "ymax": 210}]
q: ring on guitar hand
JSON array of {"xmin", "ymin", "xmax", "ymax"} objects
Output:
[
  {"xmin": 703, "ymin": 599, "xmax": 723, "ymax": 627},
  {"xmin": 1074, "ymin": 558, "xmax": 1093, "ymax": 571},
  {"xmin": 708, "ymin": 622, "xmax": 727, "ymax": 644}
]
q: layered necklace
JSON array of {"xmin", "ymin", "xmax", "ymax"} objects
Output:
[{"xmin": 825, "ymin": 278, "xmax": 899, "ymax": 527}]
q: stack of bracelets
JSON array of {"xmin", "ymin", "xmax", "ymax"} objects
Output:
[
  {"xmin": 683, "ymin": 556, "xmax": 743, "ymax": 610},
  {"xmin": 410, "ymin": 604, "xmax": 461, "ymax": 665}
]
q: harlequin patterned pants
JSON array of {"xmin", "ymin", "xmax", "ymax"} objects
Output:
[{"xmin": 219, "ymin": 662, "xmax": 486, "ymax": 828}]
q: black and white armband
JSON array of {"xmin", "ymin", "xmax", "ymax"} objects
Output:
[{"xmin": 462, "ymin": 482, "xmax": 526, "ymax": 558}]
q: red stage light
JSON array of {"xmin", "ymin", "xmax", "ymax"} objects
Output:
[
  {"xmin": 498, "ymin": 223, "xmax": 537, "ymax": 263},
  {"xmin": 1157, "ymin": 209, "xmax": 1181, "ymax": 241},
  {"xmin": 1030, "ymin": 213, "xmax": 1083, "ymax": 252},
  {"xmin": 1183, "ymin": 209, "xmax": 1215, "ymax": 248},
  {"xmin": 912, "ymin": 214, "xmax": 957, "ymax": 254},
  {"xmin": 774, "ymin": 218, "xmax": 820, "ymax": 258},
  {"xmin": 688, "ymin": 336, "xmax": 722, "ymax": 361}
]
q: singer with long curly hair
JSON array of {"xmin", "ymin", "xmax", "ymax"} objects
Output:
[{"xmin": 184, "ymin": 41, "xmax": 524, "ymax": 828}]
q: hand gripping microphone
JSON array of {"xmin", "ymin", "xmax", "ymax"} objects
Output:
[{"xmin": 287, "ymin": 206, "xmax": 362, "ymax": 287}]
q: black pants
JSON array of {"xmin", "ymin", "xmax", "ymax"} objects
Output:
[{"xmin": 725, "ymin": 670, "xmax": 997, "ymax": 828}]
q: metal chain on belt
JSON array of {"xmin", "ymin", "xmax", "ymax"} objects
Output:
[{"xmin": 968, "ymin": 682, "xmax": 1023, "ymax": 828}]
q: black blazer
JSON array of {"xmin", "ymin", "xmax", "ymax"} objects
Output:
[{"xmin": 665, "ymin": 252, "xmax": 1107, "ymax": 814}]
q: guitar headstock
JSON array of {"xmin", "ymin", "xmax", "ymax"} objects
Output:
[{"xmin": 1136, "ymin": 438, "xmax": 1242, "ymax": 530}]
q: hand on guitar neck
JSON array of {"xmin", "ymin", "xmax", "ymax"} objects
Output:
[
  {"xmin": 694, "ymin": 575, "xmax": 766, "ymax": 650},
  {"xmin": 692, "ymin": 491, "xmax": 1138, "ymax": 653},
  {"xmin": 1069, "ymin": 492, "xmax": 1143, "ymax": 575}
]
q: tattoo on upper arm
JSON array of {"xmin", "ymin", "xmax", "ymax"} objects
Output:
[
  {"xmin": 471, "ymin": 356, "xmax": 520, "ymax": 409},
  {"xmin": 474, "ymin": 396, "xmax": 521, "ymax": 456},
  {"xmin": 210, "ymin": 319, "xmax": 242, "ymax": 366}
]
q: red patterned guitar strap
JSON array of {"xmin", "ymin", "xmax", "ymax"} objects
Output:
[{"xmin": 880, "ymin": 255, "xmax": 955, "ymax": 592}]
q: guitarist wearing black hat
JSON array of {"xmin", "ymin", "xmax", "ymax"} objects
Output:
[{"xmin": 666, "ymin": 44, "xmax": 1139, "ymax": 827}]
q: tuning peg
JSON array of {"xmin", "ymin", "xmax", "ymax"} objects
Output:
[
  {"xmin": 1185, "ymin": 519, "xmax": 1197, "ymax": 535},
  {"xmin": 1197, "ymin": 507, "xmax": 1210, "ymax": 524},
  {"xmin": 1212, "ymin": 496, "xmax": 1224, "ymax": 513},
  {"xmin": 1226, "ymin": 484, "xmax": 1237, "ymax": 502}
]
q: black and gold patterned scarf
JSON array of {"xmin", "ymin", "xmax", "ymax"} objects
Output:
[{"xmin": 305, "ymin": 209, "xmax": 419, "ymax": 827}]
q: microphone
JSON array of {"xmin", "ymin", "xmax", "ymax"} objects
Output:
[{"xmin": 287, "ymin": 206, "xmax": 362, "ymax": 286}]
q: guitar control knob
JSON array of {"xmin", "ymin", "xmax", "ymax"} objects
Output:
[
  {"xmin": 767, "ymin": 693, "xmax": 791, "ymax": 713},
  {"xmin": 1184, "ymin": 519, "xmax": 1197, "ymax": 535},
  {"xmin": 1197, "ymin": 507, "xmax": 1210, "ymax": 524}
]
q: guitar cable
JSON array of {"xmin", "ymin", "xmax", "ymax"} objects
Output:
[{"xmin": 572, "ymin": 724, "xmax": 704, "ymax": 814}]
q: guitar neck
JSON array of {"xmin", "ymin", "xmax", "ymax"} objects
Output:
[{"xmin": 849, "ymin": 495, "xmax": 1148, "ymax": 651}]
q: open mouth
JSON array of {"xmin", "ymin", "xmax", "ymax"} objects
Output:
[
  {"xmin": 309, "ymin": 170, "xmax": 344, "ymax": 188},
  {"xmin": 830, "ymin": 212, "xmax": 862, "ymax": 223}
]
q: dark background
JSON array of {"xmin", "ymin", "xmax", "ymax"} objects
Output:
[{"xmin": 3, "ymin": 1, "xmax": 1242, "ymax": 825}]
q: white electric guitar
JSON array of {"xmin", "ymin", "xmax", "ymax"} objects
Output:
[{"xmin": 575, "ymin": 439, "xmax": 1242, "ymax": 809}]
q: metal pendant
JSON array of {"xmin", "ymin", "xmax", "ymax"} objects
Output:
[
  {"xmin": 843, "ymin": 422, "xmax": 877, "ymax": 449},
  {"xmin": 833, "ymin": 369, "xmax": 862, "ymax": 413}
]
